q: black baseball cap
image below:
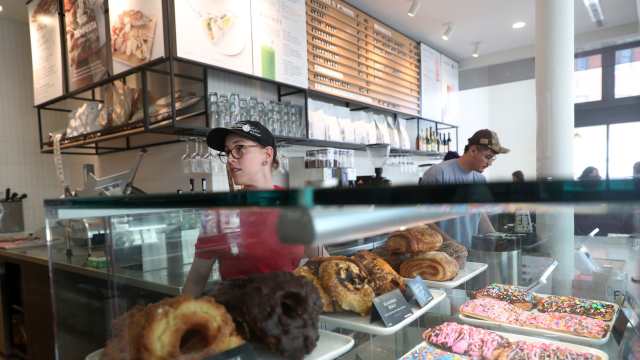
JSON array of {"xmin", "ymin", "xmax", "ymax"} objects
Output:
[
  {"xmin": 206, "ymin": 121, "xmax": 277, "ymax": 156},
  {"xmin": 467, "ymin": 129, "xmax": 510, "ymax": 154}
]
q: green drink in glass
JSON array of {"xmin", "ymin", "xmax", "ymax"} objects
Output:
[{"xmin": 261, "ymin": 44, "xmax": 276, "ymax": 80}]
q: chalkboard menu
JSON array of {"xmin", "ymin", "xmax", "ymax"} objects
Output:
[{"xmin": 306, "ymin": 0, "xmax": 421, "ymax": 116}]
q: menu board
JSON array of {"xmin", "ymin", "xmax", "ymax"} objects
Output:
[
  {"xmin": 420, "ymin": 44, "xmax": 459, "ymax": 123},
  {"xmin": 251, "ymin": 0, "xmax": 308, "ymax": 88},
  {"xmin": 306, "ymin": 0, "xmax": 421, "ymax": 116},
  {"xmin": 175, "ymin": 0, "xmax": 307, "ymax": 87},
  {"xmin": 28, "ymin": 0, "xmax": 64, "ymax": 105},
  {"xmin": 440, "ymin": 54, "xmax": 459, "ymax": 124},
  {"xmin": 108, "ymin": 0, "xmax": 165, "ymax": 74},
  {"xmin": 420, "ymin": 44, "xmax": 441, "ymax": 122},
  {"xmin": 64, "ymin": 0, "xmax": 109, "ymax": 91}
]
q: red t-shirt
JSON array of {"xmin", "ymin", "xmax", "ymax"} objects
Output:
[{"xmin": 194, "ymin": 186, "xmax": 305, "ymax": 279}]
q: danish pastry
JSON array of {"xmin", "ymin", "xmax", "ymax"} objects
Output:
[
  {"xmin": 319, "ymin": 260, "xmax": 375, "ymax": 316},
  {"xmin": 352, "ymin": 250, "xmax": 405, "ymax": 295}
]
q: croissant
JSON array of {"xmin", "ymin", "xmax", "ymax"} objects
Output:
[
  {"xmin": 399, "ymin": 251, "xmax": 459, "ymax": 281},
  {"xmin": 352, "ymin": 250, "xmax": 405, "ymax": 295},
  {"xmin": 386, "ymin": 225, "xmax": 443, "ymax": 253}
]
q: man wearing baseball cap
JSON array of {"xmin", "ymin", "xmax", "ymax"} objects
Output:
[{"xmin": 419, "ymin": 129, "xmax": 510, "ymax": 247}]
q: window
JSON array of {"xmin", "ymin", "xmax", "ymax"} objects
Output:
[
  {"xmin": 573, "ymin": 125, "xmax": 607, "ymax": 180},
  {"xmin": 615, "ymin": 46, "xmax": 640, "ymax": 98},
  {"xmin": 574, "ymin": 54, "xmax": 602, "ymax": 103},
  {"xmin": 608, "ymin": 122, "xmax": 640, "ymax": 178}
]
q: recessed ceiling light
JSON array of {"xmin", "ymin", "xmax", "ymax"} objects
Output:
[
  {"xmin": 472, "ymin": 42, "xmax": 480, "ymax": 58},
  {"xmin": 441, "ymin": 23, "xmax": 453, "ymax": 41},
  {"xmin": 0, "ymin": 5, "xmax": 4, "ymax": 13},
  {"xmin": 408, "ymin": 0, "xmax": 421, "ymax": 17},
  {"xmin": 512, "ymin": 21, "xmax": 526, "ymax": 29}
]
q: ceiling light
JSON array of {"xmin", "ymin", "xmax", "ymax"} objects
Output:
[
  {"xmin": 512, "ymin": 21, "xmax": 526, "ymax": 29},
  {"xmin": 583, "ymin": 0, "xmax": 604, "ymax": 27},
  {"xmin": 472, "ymin": 42, "xmax": 480, "ymax": 58},
  {"xmin": 441, "ymin": 23, "xmax": 453, "ymax": 41},
  {"xmin": 407, "ymin": 0, "xmax": 421, "ymax": 17},
  {"xmin": 0, "ymin": 5, "xmax": 3, "ymax": 13}
]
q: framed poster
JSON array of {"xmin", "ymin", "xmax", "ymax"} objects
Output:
[
  {"xmin": 440, "ymin": 54, "xmax": 459, "ymax": 124},
  {"xmin": 28, "ymin": 0, "xmax": 65, "ymax": 105},
  {"xmin": 174, "ymin": 0, "xmax": 253, "ymax": 74},
  {"xmin": 64, "ymin": 0, "xmax": 109, "ymax": 91},
  {"xmin": 108, "ymin": 0, "xmax": 165, "ymax": 74},
  {"xmin": 251, "ymin": 0, "xmax": 308, "ymax": 88}
]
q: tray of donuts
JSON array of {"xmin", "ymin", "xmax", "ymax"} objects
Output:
[
  {"xmin": 372, "ymin": 224, "xmax": 488, "ymax": 288},
  {"xmin": 401, "ymin": 322, "xmax": 609, "ymax": 360},
  {"xmin": 458, "ymin": 283, "xmax": 620, "ymax": 346},
  {"xmin": 293, "ymin": 251, "xmax": 447, "ymax": 336},
  {"xmin": 86, "ymin": 272, "xmax": 354, "ymax": 360}
]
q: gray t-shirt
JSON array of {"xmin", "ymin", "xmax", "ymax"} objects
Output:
[{"xmin": 420, "ymin": 159, "xmax": 486, "ymax": 247}]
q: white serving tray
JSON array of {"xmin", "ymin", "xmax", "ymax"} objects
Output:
[
  {"xmin": 458, "ymin": 295, "xmax": 620, "ymax": 346},
  {"xmin": 319, "ymin": 289, "xmax": 447, "ymax": 336},
  {"xmin": 421, "ymin": 262, "xmax": 487, "ymax": 289},
  {"xmin": 401, "ymin": 331, "xmax": 609, "ymax": 360},
  {"xmin": 85, "ymin": 330, "xmax": 354, "ymax": 360}
]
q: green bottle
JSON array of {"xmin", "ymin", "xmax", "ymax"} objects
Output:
[{"xmin": 261, "ymin": 44, "xmax": 276, "ymax": 80}]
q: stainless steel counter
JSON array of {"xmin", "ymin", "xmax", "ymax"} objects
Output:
[{"xmin": 0, "ymin": 242, "xmax": 201, "ymax": 296}]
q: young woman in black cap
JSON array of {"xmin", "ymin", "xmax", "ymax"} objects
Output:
[{"xmin": 184, "ymin": 121, "xmax": 323, "ymax": 295}]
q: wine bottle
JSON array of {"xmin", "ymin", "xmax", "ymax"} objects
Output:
[
  {"xmin": 415, "ymin": 131, "xmax": 421, "ymax": 151},
  {"xmin": 426, "ymin": 128, "xmax": 432, "ymax": 152},
  {"xmin": 436, "ymin": 132, "xmax": 441, "ymax": 153},
  {"xmin": 447, "ymin": 133, "xmax": 452, "ymax": 152}
]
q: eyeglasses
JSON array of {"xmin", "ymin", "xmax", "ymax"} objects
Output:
[
  {"xmin": 483, "ymin": 153, "xmax": 496, "ymax": 162},
  {"xmin": 218, "ymin": 144, "xmax": 262, "ymax": 164}
]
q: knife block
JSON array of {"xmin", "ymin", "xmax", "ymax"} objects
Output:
[{"xmin": 0, "ymin": 202, "xmax": 24, "ymax": 234}]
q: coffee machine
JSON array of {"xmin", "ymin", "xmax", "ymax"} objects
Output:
[{"xmin": 356, "ymin": 144, "xmax": 391, "ymax": 187}]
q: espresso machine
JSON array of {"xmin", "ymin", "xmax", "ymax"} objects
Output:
[{"xmin": 356, "ymin": 144, "xmax": 391, "ymax": 187}]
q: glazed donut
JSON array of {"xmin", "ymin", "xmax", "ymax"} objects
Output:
[
  {"xmin": 319, "ymin": 260, "xmax": 375, "ymax": 316},
  {"xmin": 140, "ymin": 296, "xmax": 244, "ymax": 359}
]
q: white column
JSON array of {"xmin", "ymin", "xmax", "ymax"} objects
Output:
[{"xmin": 535, "ymin": 0, "xmax": 575, "ymax": 295}]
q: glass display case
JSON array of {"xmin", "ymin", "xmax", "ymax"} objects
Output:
[{"xmin": 43, "ymin": 181, "xmax": 640, "ymax": 360}]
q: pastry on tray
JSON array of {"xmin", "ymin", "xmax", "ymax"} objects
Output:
[
  {"xmin": 534, "ymin": 295, "xmax": 616, "ymax": 321},
  {"xmin": 386, "ymin": 225, "xmax": 443, "ymax": 253},
  {"xmin": 210, "ymin": 272, "xmax": 322, "ymax": 360},
  {"xmin": 438, "ymin": 240, "xmax": 468, "ymax": 269},
  {"xmin": 319, "ymin": 260, "xmax": 375, "ymax": 316},
  {"xmin": 352, "ymin": 250, "xmax": 405, "ymax": 295},
  {"xmin": 472, "ymin": 283, "xmax": 535, "ymax": 310},
  {"xmin": 460, "ymin": 298, "xmax": 610, "ymax": 339},
  {"xmin": 399, "ymin": 251, "xmax": 459, "ymax": 281},
  {"xmin": 423, "ymin": 322, "xmax": 603, "ymax": 360},
  {"xmin": 103, "ymin": 296, "xmax": 244, "ymax": 360},
  {"xmin": 294, "ymin": 262, "xmax": 334, "ymax": 312},
  {"xmin": 371, "ymin": 247, "xmax": 410, "ymax": 271}
]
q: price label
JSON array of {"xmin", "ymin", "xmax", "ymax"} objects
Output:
[
  {"xmin": 405, "ymin": 276, "xmax": 434, "ymax": 308},
  {"xmin": 370, "ymin": 289, "xmax": 413, "ymax": 327}
]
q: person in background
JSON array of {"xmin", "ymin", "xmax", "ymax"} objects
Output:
[
  {"xmin": 512, "ymin": 170, "xmax": 525, "ymax": 183},
  {"xmin": 184, "ymin": 121, "xmax": 324, "ymax": 296},
  {"xmin": 443, "ymin": 151, "xmax": 460, "ymax": 161},
  {"xmin": 578, "ymin": 166, "xmax": 601, "ymax": 181},
  {"xmin": 419, "ymin": 129, "xmax": 510, "ymax": 247}
]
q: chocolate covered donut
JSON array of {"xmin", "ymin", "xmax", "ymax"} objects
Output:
[{"xmin": 209, "ymin": 272, "xmax": 322, "ymax": 360}]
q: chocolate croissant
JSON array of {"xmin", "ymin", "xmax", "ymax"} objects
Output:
[
  {"xmin": 386, "ymin": 225, "xmax": 443, "ymax": 254},
  {"xmin": 352, "ymin": 250, "xmax": 405, "ymax": 295},
  {"xmin": 399, "ymin": 251, "xmax": 459, "ymax": 281}
]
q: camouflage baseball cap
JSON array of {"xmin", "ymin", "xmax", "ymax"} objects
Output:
[{"xmin": 467, "ymin": 129, "xmax": 510, "ymax": 154}]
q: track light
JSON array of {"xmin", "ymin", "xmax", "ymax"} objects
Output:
[
  {"xmin": 408, "ymin": 0, "xmax": 421, "ymax": 17},
  {"xmin": 472, "ymin": 42, "xmax": 480, "ymax": 58},
  {"xmin": 441, "ymin": 23, "xmax": 453, "ymax": 41},
  {"xmin": 583, "ymin": 0, "xmax": 604, "ymax": 27}
]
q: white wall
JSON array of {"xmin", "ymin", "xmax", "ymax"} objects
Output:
[
  {"xmin": 0, "ymin": 18, "xmax": 96, "ymax": 233},
  {"xmin": 456, "ymin": 79, "xmax": 537, "ymax": 182}
]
